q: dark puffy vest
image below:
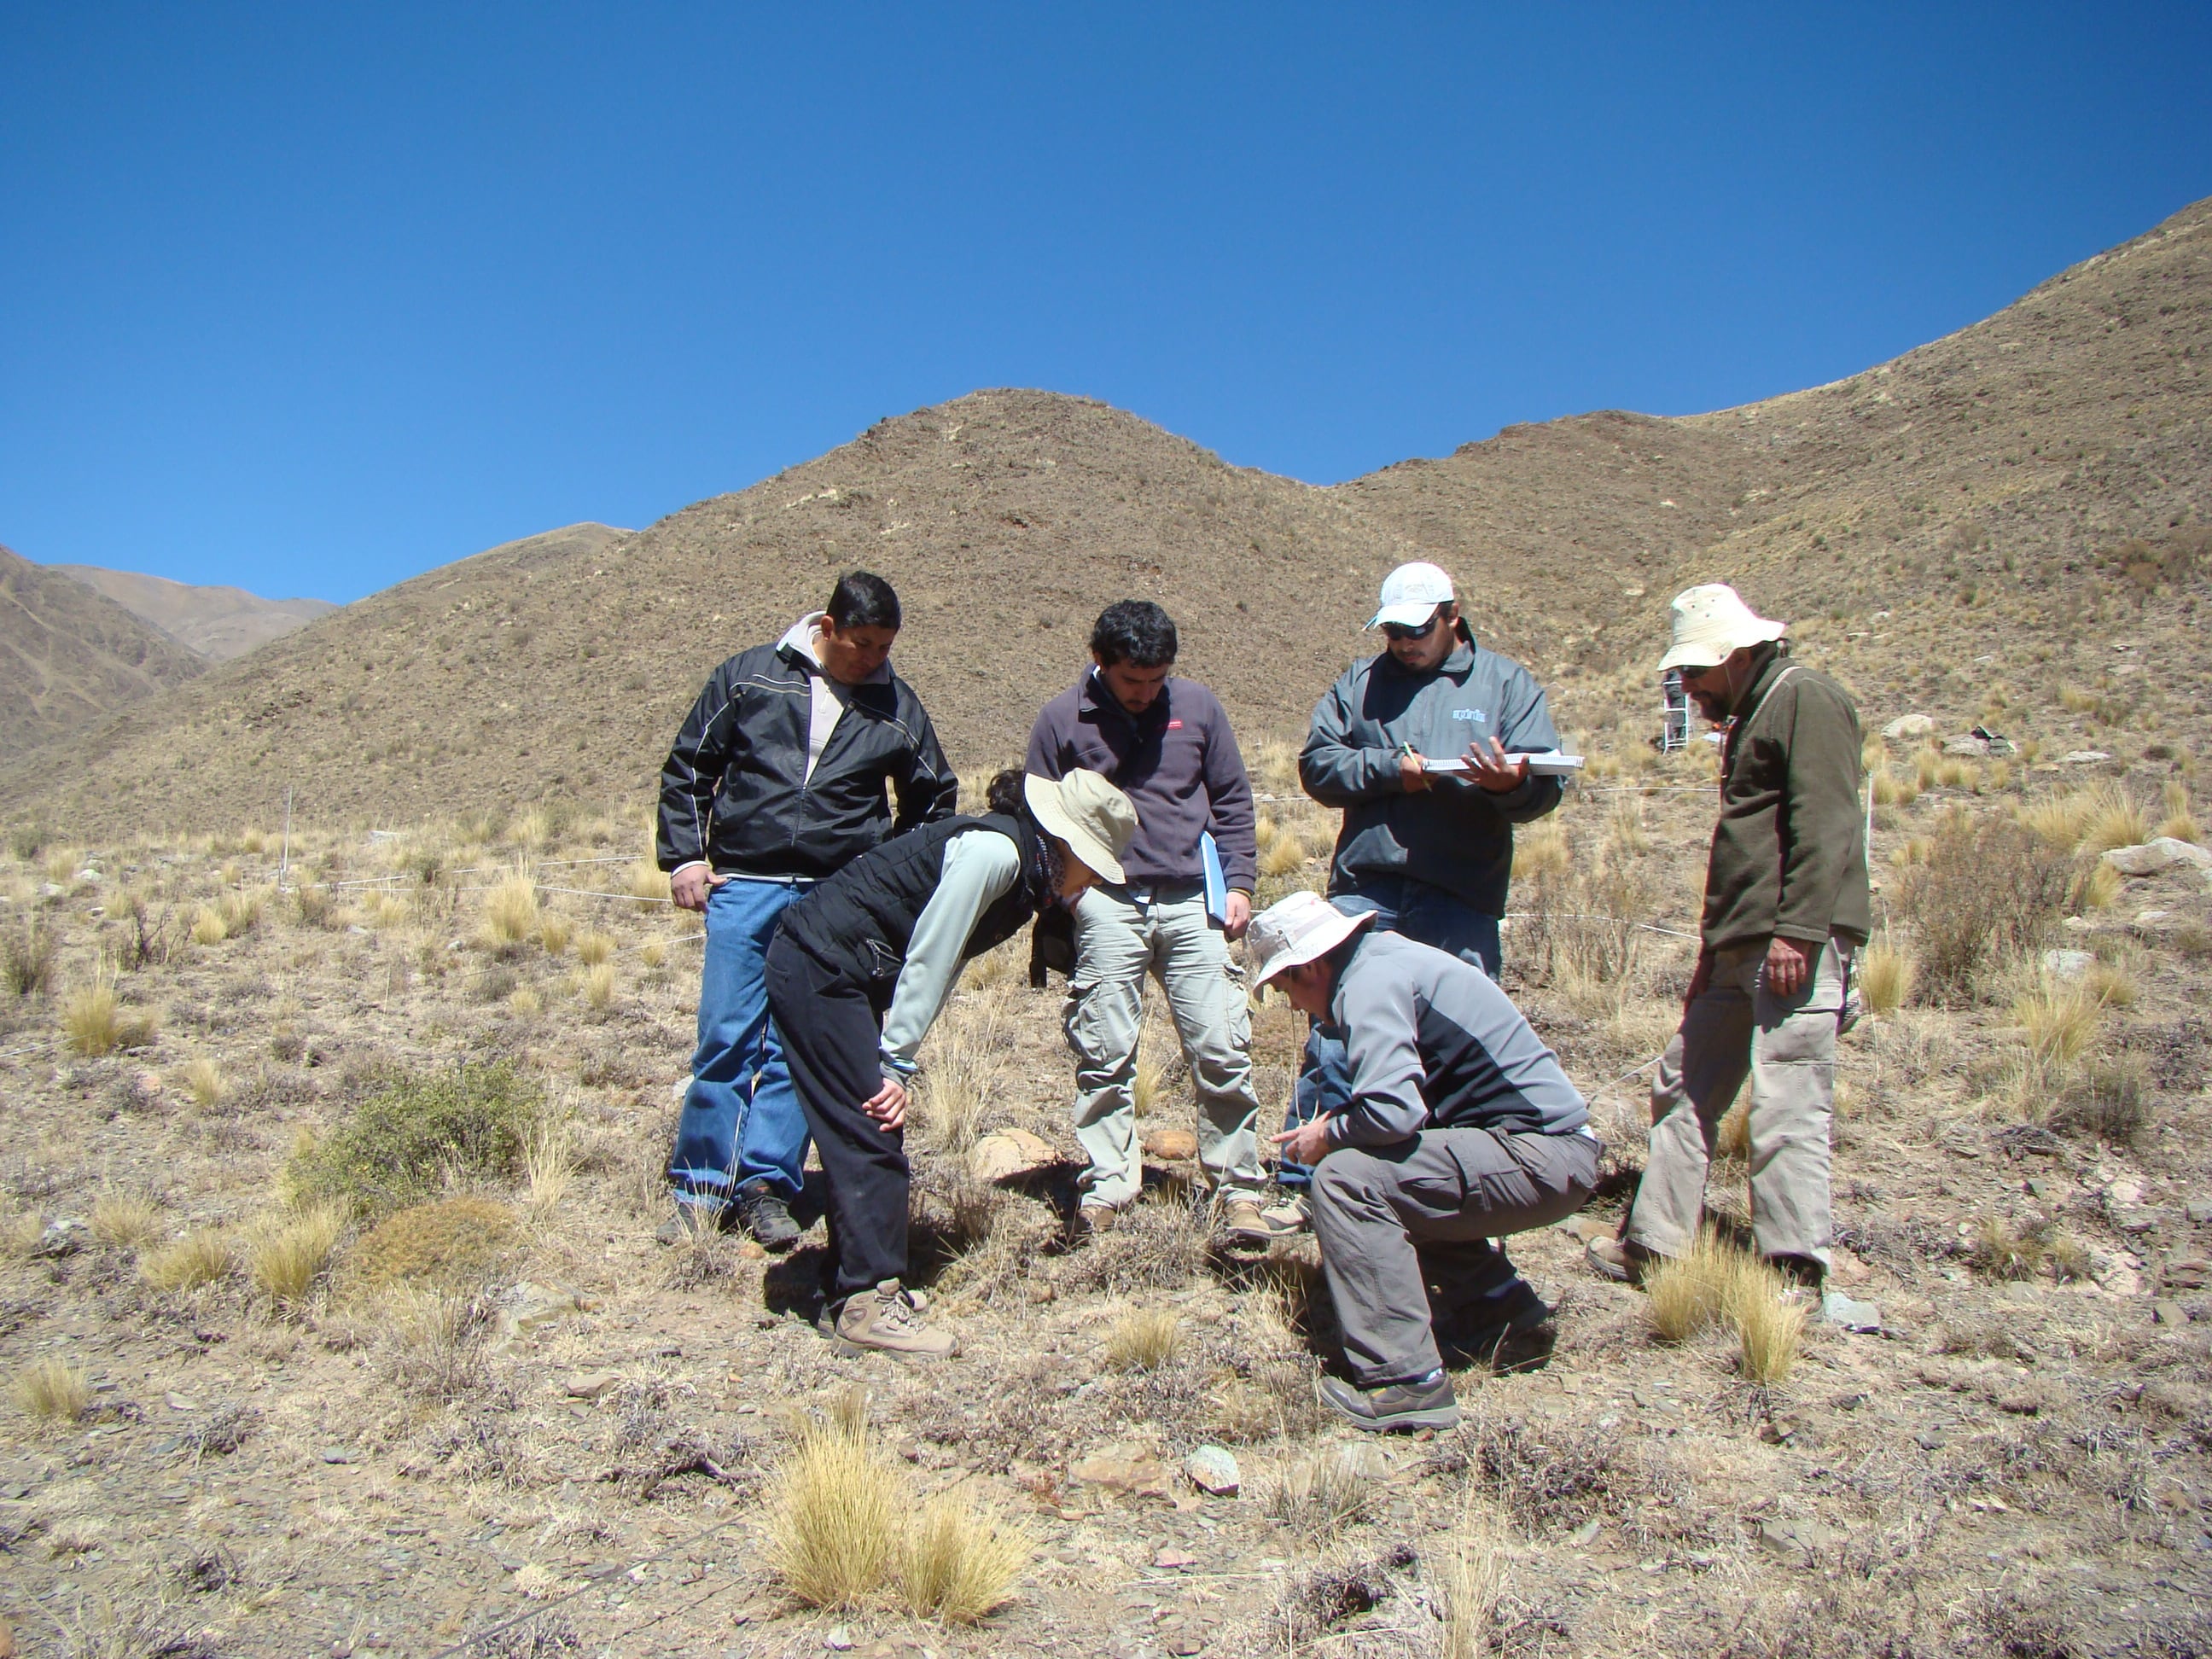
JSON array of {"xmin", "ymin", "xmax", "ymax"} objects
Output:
[{"xmin": 777, "ymin": 813, "xmax": 1049, "ymax": 996}]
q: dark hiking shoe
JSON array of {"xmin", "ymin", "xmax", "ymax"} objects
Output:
[
  {"xmin": 1586, "ymin": 1236, "xmax": 1659, "ymax": 1285},
  {"xmin": 1438, "ymin": 1280, "xmax": 1555, "ymax": 1371},
  {"xmin": 1316, "ymin": 1371, "xmax": 1460, "ymax": 1433},
  {"xmin": 655, "ymin": 1201, "xmax": 720, "ymax": 1247},
  {"xmin": 733, "ymin": 1183, "xmax": 801, "ymax": 1253},
  {"xmin": 831, "ymin": 1279, "xmax": 958, "ymax": 1361}
]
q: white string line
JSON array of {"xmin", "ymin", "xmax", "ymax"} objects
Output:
[{"xmin": 1504, "ymin": 911, "xmax": 1701, "ymax": 941}]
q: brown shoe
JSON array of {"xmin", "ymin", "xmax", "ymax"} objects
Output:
[
  {"xmin": 831, "ymin": 1279, "xmax": 958, "ymax": 1361},
  {"xmin": 1586, "ymin": 1236, "xmax": 1659, "ymax": 1285},
  {"xmin": 1073, "ymin": 1201, "xmax": 1121, "ymax": 1241},
  {"xmin": 1221, "ymin": 1199, "xmax": 1294, "ymax": 1249}
]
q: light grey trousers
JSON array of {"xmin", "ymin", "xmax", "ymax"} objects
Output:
[
  {"xmin": 1062, "ymin": 882, "xmax": 1266, "ymax": 1207},
  {"xmin": 1310, "ymin": 1126, "xmax": 1599, "ymax": 1385},
  {"xmin": 1625, "ymin": 936, "xmax": 1850, "ymax": 1267}
]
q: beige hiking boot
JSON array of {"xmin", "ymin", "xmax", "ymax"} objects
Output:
[
  {"xmin": 1073, "ymin": 1200, "xmax": 1121, "ymax": 1241},
  {"xmin": 1221, "ymin": 1198, "xmax": 1296, "ymax": 1249},
  {"xmin": 830, "ymin": 1279, "xmax": 958, "ymax": 1361}
]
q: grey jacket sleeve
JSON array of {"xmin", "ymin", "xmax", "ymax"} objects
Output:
[
  {"xmin": 1300, "ymin": 666, "xmax": 1403, "ymax": 806},
  {"xmin": 879, "ymin": 830, "xmax": 1022, "ymax": 1077},
  {"xmin": 1326, "ymin": 972, "xmax": 1431, "ymax": 1148},
  {"xmin": 1481, "ymin": 661, "xmax": 1565, "ymax": 824}
]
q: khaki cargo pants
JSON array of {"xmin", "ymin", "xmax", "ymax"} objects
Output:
[
  {"xmin": 1062, "ymin": 882, "xmax": 1265, "ymax": 1208},
  {"xmin": 1625, "ymin": 936, "xmax": 1852, "ymax": 1268}
]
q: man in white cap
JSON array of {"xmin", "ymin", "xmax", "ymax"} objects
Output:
[
  {"xmin": 1251, "ymin": 890, "xmax": 1599, "ymax": 1431},
  {"xmin": 1278, "ymin": 562, "xmax": 1565, "ymax": 1201},
  {"xmin": 1588, "ymin": 585, "xmax": 1869, "ymax": 1291}
]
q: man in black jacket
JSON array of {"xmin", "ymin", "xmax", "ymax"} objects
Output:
[{"xmin": 655, "ymin": 571, "xmax": 957, "ymax": 1249}]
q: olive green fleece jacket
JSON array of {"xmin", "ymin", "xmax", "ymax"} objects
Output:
[{"xmin": 1701, "ymin": 647, "xmax": 1871, "ymax": 952}]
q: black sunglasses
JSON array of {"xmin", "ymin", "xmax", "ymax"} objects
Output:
[{"xmin": 1381, "ymin": 609, "xmax": 1445, "ymax": 643}]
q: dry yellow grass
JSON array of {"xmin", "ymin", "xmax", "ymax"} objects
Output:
[
  {"xmin": 509, "ymin": 984, "xmax": 543, "ymax": 1018},
  {"xmin": 1730, "ymin": 1261, "xmax": 1807, "ymax": 1383},
  {"xmin": 249, "ymin": 1206, "xmax": 346, "ymax": 1309},
  {"xmin": 766, "ymin": 1393, "xmax": 904, "ymax": 1612},
  {"xmin": 141, "ymin": 1228, "xmax": 236, "ymax": 1292},
  {"xmin": 348, "ymin": 1196, "xmax": 519, "ymax": 1289},
  {"xmin": 61, "ymin": 985, "xmax": 156, "ymax": 1057},
  {"xmin": 898, "ymin": 1488, "xmax": 1033, "ymax": 1624},
  {"xmin": 2159, "ymin": 779, "xmax": 2200, "ymax": 844},
  {"xmin": 1644, "ymin": 1232, "xmax": 1732, "ymax": 1342},
  {"xmin": 626, "ymin": 859, "xmax": 670, "ymax": 902},
  {"xmin": 537, "ymin": 914, "xmax": 572, "ymax": 957},
  {"xmin": 524, "ymin": 1119, "xmax": 576, "ymax": 1224},
  {"xmin": 13, "ymin": 1355, "xmax": 91, "ymax": 1422},
  {"xmin": 580, "ymin": 963, "xmax": 615, "ymax": 1010},
  {"xmin": 1511, "ymin": 822, "xmax": 1571, "ymax": 880},
  {"xmin": 190, "ymin": 905, "xmax": 230, "ymax": 946},
  {"xmin": 481, "ymin": 866, "xmax": 541, "ymax": 946},
  {"xmin": 2075, "ymin": 859, "xmax": 2123, "ymax": 911},
  {"xmin": 182, "ymin": 1056, "xmax": 227, "ymax": 1109},
  {"xmin": 639, "ymin": 938, "xmax": 667, "ymax": 969},
  {"xmin": 2016, "ymin": 976, "xmax": 2104, "ymax": 1068},
  {"xmin": 1858, "ymin": 937, "xmax": 1915, "ymax": 1015},
  {"xmin": 90, "ymin": 1192, "xmax": 165, "ymax": 1249},
  {"xmin": 2087, "ymin": 959, "xmax": 2138, "ymax": 1008},
  {"xmin": 1870, "ymin": 765, "xmax": 1916, "ymax": 807},
  {"xmin": 575, "ymin": 930, "xmax": 615, "ymax": 967},
  {"xmin": 1131, "ymin": 1045, "xmax": 1166, "ymax": 1120},
  {"xmin": 1103, "ymin": 1308, "xmax": 1180, "ymax": 1371},
  {"xmin": 1258, "ymin": 832, "xmax": 1307, "ymax": 879},
  {"xmin": 2081, "ymin": 789, "xmax": 2151, "ymax": 854}
]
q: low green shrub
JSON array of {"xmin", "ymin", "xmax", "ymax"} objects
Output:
[{"xmin": 284, "ymin": 1062, "xmax": 543, "ymax": 1218}]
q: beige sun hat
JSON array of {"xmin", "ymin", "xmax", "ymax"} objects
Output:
[
  {"xmin": 1023, "ymin": 769, "xmax": 1136, "ymax": 887},
  {"xmin": 1245, "ymin": 891, "xmax": 1377, "ymax": 987},
  {"xmin": 1657, "ymin": 584, "xmax": 1789, "ymax": 672}
]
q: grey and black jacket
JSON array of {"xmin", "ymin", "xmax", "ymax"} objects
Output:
[
  {"xmin": 655, "ymin": 623, "xmax": 957, "ymax": 880},
  {"xmin": 1300, "ymin": 636, "xmax": 1562, "ymax": 916},
  {"xmin": 1323, "ymin": 927, "xmax": 1589, "ymax": 1149}
]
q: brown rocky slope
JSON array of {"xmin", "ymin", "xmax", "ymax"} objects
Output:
[{"xmin": 53, "ymin": 564, "xmax": 340, "ymax": 662}]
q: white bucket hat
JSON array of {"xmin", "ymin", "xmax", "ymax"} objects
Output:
[
  {"xmin": 1246, "ymin": 891, "xmax": 1377, "ymax": 986},
  {"xmin": 1023, "ymin": 770, "xmax": 1137, "ymax": 887},
  {"xmin": 1657, "ymin": 584, "xmax": 1788, "ymax": 672},
  {"xmin": 1368, "ymin": 561, "xmax": 1456, "ymax": 630}
]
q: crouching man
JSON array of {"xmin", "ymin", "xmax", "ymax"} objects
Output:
[{"xmin": 1254, "ymin": 891, "xmax": 1599, "ymax": 1432}]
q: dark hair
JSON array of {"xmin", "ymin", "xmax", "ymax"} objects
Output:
[
  {"xmin": 826, "ymin": 570, "xmax": 901, "ymax": 631},
  {"xmin": 984, "ymin": 768, "xmax": 1027, "ymax": 816},
  {"xmin": 1089, "ymin": 600, "xmax": 1178, "ymax": 668}
]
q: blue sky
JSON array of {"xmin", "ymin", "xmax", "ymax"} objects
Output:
[{"xmin": 3, "ymin": 4, "xmax": 2208, "ymax": 603}]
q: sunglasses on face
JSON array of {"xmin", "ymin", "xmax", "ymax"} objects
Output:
[{"xmin": 1381, "ymin": 610, "xmax": 1444, "ymax": 643}]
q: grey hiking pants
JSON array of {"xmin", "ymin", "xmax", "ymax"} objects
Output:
[
  {"xmin": 1310, "ymin": 1126, "xmax": 1599, "ymax": 1386},
  {"xmin": 1625, "ymin": 936, "xmax": 1850, "ymax": 1268},
  {"xmin": 1062, "ymin": 882, "xmax": 1265, "ymax": 1208}
]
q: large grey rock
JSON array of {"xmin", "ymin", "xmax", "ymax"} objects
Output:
[
  {"xmin": 1183, "ymin": 1445, "xmax": 1241, "ymax": 1497},
  {"xmin": 2040, "ymin": 949, "xmax": 2095, "ymax": 981},
  {"xmin": 1942, "ymin": 735, "xmax": 1990, "ymax": 757},
  {"xmin": 33, "ymin": 1218, "xmax": 89, "ymax": 1259},
  {"xmin": 2061, "ymin": 750, "xmax": 2113, "ymax": 765},
  {"xmin": 1882, "ymin": 714, "xmax": 1936, "ymax": 742},
  {"xmin": 2103, "ymin": 838, "xmax": 2212, "ymax": 876}
]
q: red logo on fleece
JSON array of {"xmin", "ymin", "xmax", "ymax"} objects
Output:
[{"xmin": 1167, "ymin": 719, "xmax": 1183, "ymax": 730}]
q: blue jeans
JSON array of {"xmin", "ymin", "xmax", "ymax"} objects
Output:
[
  {"xmin": 1278, "ymin": 876, "xmax": 1503, "ymax": 1191},
  {"xmin": 667, "ymin": 877, "xmax": 813, "ymax": 1206}
]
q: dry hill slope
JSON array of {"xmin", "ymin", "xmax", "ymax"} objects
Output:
[
  {"xmin": 53, "ymin": 564, "xmax": 340, "ymax": 661},
  {"xmin": 3, "ymin": 197, "xmax": 2209, "ymax": 835},
  {"xmin": 0, "ymin": 544, "xmax": 207, "ymax": 762}
]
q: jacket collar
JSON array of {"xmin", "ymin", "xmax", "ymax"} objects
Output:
[
  {"xmin": 1080, "ymin": 666, "xmax": 1171, "ymax": 733},
  {"xmin": 1726, "ymin": 643, "xmax": 1787, "ymax": 721},
  {"xmin": 1374, "ymin": 637, "xmax": 1475, "ymax": 682},
  {"xmin": 777, "ymin": 610, "xmax": 892, "ymax": 685}
]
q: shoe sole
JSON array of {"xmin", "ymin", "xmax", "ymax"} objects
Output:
[
  {"xmin": 1585, "ymin": 1241, "xmax": 1639, "ymax": 1284},
  {"xmin": 830, "ymin": 1333, "xmax": 958, "ymax": 1362},
  {"xmin": 1313, "ymin": 1379, "xmax": 1460, "ymax": 1433}
]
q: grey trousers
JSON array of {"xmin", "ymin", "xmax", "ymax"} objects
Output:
[
  {"xmin": 1310, "ymin": 1126, "xmax": 1599, "ymax": 1385},
  {"xmin": 1625, "ymin": 936, "xmax": 1849, "ymax": 1267},
  {"xmin": 1062, "ymin": 882, "xmax": 1266, "ymax": 1207}
]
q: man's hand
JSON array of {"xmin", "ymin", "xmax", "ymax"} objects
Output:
[
  {"xmin": 1224, "ymin": 890, "xmax": 1252, "ymax": 941},
  {"xmin": 1398, "ymin": 749, "xmax": 1434, "ymax": 794},
  {"xmin": 862, "ymin": 1076, "xmax": 909, "ymax": 1132},
  {"xmin": 1762, "ymin": 935, "xmax": 1813, "ymax": 999},
  {"xmin": 1464, "ymin": 736, "xmax": 1530, "ymax": 794},
  {"xmin": 670, "ymin": 864, "xmax": 726, "ymax": 913},
  {"xmin": 1269, "ymin": 1116, "xmax": 1335, "ymax": 1168}
]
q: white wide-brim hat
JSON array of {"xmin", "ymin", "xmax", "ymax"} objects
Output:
[
  {"xmin": 1246, "ymin": 890, "xmax": 1377, "ymax": 986},
  {"xmin": 1368, "ymin": 560, "xmax": 1456, "ymax": 630},
  {"xmin": 1657, "ymin": 583, "xmax": 1788, "ymax": 672},
  {"xmin": 1024, "ymin": 770, "xmax": 1136, "ymax": 888}
]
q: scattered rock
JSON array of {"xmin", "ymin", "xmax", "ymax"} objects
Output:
[
  {"xmin": 1183, "ymin": 1445, "xmax": 1241, "ymax": 1497},
  {"xmin": 1071, "ymin": 1443, "xmax": 1170, "ymax": 1497},
  {"xmin": 33, "ymin": 1218, "xmax": 88, "ymax": 1259},
  {"xmin": 1758, "ymin": 1517, "xmax": 1834, "ymax": 1563},
  {"xmin": 2104, "ymin": 840, "xmax": 2212, "ymax": 876},
  {"xmin": 166, "ymin": 1393, "xmax": 198, "ymax": 1412},
  {"xmin": 565, "ymin": 1371, "xmax": 622, "ymax": 1400},
  {"xmin": 823, "ymin": 1626, "xmax": 854, "ymax": 1651},
  {"xmin": 318, "ymin": 1447, "xmax": 355, "ymax": 1464},
  {"xmin": 2060, "ymin": 750, "xmax": 2112, "ymax": 765},
  {"xmin": 1153, "ymin": 1546, "xmax": 1198, "ymax": 1569},
  {"xmin": 2186, "ymin": 1201, "xmax": 2212, "ymax": 1225},
  {"xmin": 1882, "ymin": 714, "xmax": 1935, "ymax": 741},
  {"xmin": 1323, "ymin": 1441, "xmax": 1392, "ymax": 1483},
  {"xmin": 1569, "ymin": 1518, "xmax": 1602, "ymax": 1546},
  {"xmin": 1941, "ymin": 735, "xmax": 1990, "ymax": 757},
  {"xmin": 2154, "ymin": 1301, "xmax": 2191, "ymax": 1325},
  {"xmin": 1141, "ymin": 1127, "xmax": 1199, "ymax": 1161},
  {"xmin": 2040, "ymin": 949, "xmax": 2095, "ymax": 981},
  {"xmin": 1822, "ymin": 1292, "xmax": 1883, "ymax": 1333},
  {"xmin": 969, "ymin": 1128, "xmax": 1059, "ymax": 1184}
]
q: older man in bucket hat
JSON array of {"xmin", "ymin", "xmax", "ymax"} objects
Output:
[
  {"xmin": 1588, "ymin": 585, "xmax": 1870, "ymax": 1291},
  {"xmin": 1254, "ymin": 891, "xmax": 1600, "ymax": 1432}
]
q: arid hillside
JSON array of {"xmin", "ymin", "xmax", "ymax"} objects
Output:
[
  {"xmin": 2, "ymin": 199, "xmax": 2207, "ymax": 837},
  {"xmin": 53, "ymin": 565, "xmax": 341, "ymax": 662},
  {"xmin": 0, "ymin": 544, "xmax": 207, "ymax": 762}
]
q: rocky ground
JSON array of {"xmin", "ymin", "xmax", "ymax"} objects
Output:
[{"xmin": 3, "ymin": 721, "xmax": 2212, "ymax": 1659}]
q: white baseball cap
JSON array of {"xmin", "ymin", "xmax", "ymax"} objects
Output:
[
  {"xmin": 1245, "ymin": 891, "xmax": 1377, "ymax": 986},
  {"xmin": 1368, "ymin": 562, "xmax": 1456, "ymax": 630},
  {"xmin": 1657, "ymin": 584, "xmax": 1788, "ymax": 672}
]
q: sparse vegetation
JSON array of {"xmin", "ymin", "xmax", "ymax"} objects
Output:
[
  {"xmin": 61, "ymin": 982, "xmax": 157, "ymax": 1056},
  {"xmin": 348, "ymin": 1195, "xmax": 521, "ymax": 1288},
  {"xmin": 141, "ymin": 1227, "xmax": 236, "ymax": 1292},
  {"xmin": 3, "ymin": 916, "xmax": 59, "ymax": 997},
  {"xmin": 1103, "ymin": 1308, "xmax": 1180, "ymax": 1371},
  {"xmin": 1896, "ymin": 813, "xmax": 2073, "ymax": 1002},
  {"xmin": 90, "ymin": 1190, "xmax": 165, "ymax": 1249},
  {"xmin": 282, "ymin": 1061, "xmax": 544, "ymax": 1218},
  {"xmin": 481, "ymin": 867, "xmax": 541, "ymax": 948},
  {"xmin": 766, "ymin": 1390, "xmax": 905, "ymax": 1612},
  {"xmin": 13, "ymin": 1354, "xmax": 91, "ymax": 1422},
  {"xmin": 248, "ymin": 1204, "xmax": 346, "ymax": 1309},
  {"xmin": 897, "ymin": 1489, "xmax": 1033, "ymax": 1624},
  {"xmin": 1858, "ymin": 934, "xmax": 1915, "ymax": 1016}
]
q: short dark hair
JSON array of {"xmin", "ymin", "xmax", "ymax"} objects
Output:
[
  {"xmin": 983, "ymin": 768, "xmax": 1027, "ymax": 816},
  {"xmin": 1090, "ymin": 600, "xmax": 1177, "ymax": 668},
  {"xmin": 826, "ymin": 570, "xmax": 901, "ymax": 631}
]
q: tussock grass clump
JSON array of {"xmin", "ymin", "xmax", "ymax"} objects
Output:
[
  {"xmin": 523, "ymin": 1118, "xmax": 575, "ymax": 1224},
  {"xmin": 1264, "ymin": 1449, "xmax": 1374, "ymax": 1537},
  {"xmin": 897, "ymin": 1489, "xmax": 1033, "ymax": 1624},
  {"xmin": 2079, "ymin": 788, "xmax": 2151, "ymax": 855},
  {"xmin": 90, "ymin": 1191, "xmax": 166, "ymax": 1249},
  {"xmin": 579, "ymin": 963, "xmax": 615, "ymax": 1010},
  {"xmin": 639, "ymin": 938, "xmax": 667, "ymax": 969},
  {"xmin": 2158, "ymin": 780, "xmax": 2199, "ymax": 845},
  {"xmin": 537, "ymin": 914, "xmax": 572, "ymax": 957},
  {"xmin": 191, "ymin": 889, "xmax": 266, "ymax": 946},
  {"xmin": 183, "ymin": 1057, "xmax": 227, "ymax": 1109},
  {"xmin": 1857, "ymin": 936, "xmax": 1914, "ymax": 1016},
  {"xmin": 2, "ymin": 1209, "xmax": 48, "ymax": 1259},
  {"xmin": 480, "ymin": 869, "xmax": 541, "ymax": 948},
  {"xmin": 1972, "ymin": 1215, "xmax": 2047, "ymax": 1280},
  {"xmin": 2073, "ymin": 859, "xmax": 2123, "ymax": 911},
  {"xmin": 141, "ymin": 1228, "xmax": 236, "ymax": 1292},
  {"xmin": 1258, "ymin": 831, "xmax": 1308, "ymax": 879},
  {"xmin": 2052, "ymin": 1055, "xmax": 2151, "ymax": 1144},
  {"xmin": 917, "ymin": 1002, "xmax": 1005, "ymax": 1155},
  {"xmin": 1103, "ymin": 1309, "xmax": 1180, "ymax": 1371},
  {"xmin": 380, "ymin": 1288, "xmax": 494, "ymax": 1402},
  {"xmin": 13, "ymin": 1355, "xmax": 91, "ymax": 1422},
  {"xmin": 574, "ymin": 930, "xmax": 615, "ymax": 967},
  {"xmin": 1639, "ymin": 1231, "xmax": 1806, "ymax": 1381},
  {"xmin": 282, "ymin": 1062, "xmax": 543, "ymax": 1219},
  {"xmin": 1731, "ymin": 1263, "xmax": 1806, "ymax": 1384},
  {"xmin": 2015, "ymin": 975, "xmax": 2104, "ymax": 1070},
  {"xmin": 294, "ymin": 883, "xmax": 337, "ymax": 928},
  {"xmin": 350, "ymin": 1196, "xmax": 521, "ymax": 1288},
  {"xmin": 1511, "ymin": 821, "xmax": 1571, "ymax": 881},
  {"xmin": 768, "ymin": 1391, "xmax": 905, "ymax": 1612},
  {"xmin": 1644, "ymin": 1233, "xmax": 1733, "ymax": 1343},
  {"xmin": 61, "ymin": 984, "xmax": 157, "ymax": 1057},
  {"xmin": 3, "ymin": 917, "xmax": 59, "ymax": 997},
  {"xmin": 249, "ymin": 1205, "xmax": 346, "ymax": 1309},
  {"xmin": 626, "ymin": 859, "xmax": 670, "ymax": 903}
]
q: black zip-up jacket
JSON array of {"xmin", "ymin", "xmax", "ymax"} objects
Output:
[{"xmin": 655, "ymin": 626, "xmax": 957, "ymax": 881}]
